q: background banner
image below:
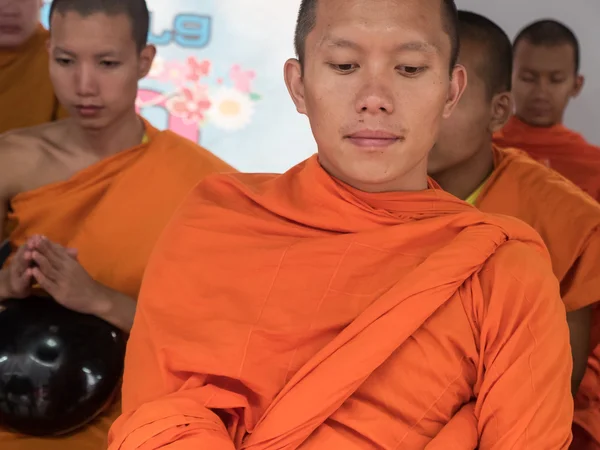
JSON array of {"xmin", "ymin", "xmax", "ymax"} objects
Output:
[{"xmin": 41, "ymin": 0, "xmax": 315, "ymax": 173}]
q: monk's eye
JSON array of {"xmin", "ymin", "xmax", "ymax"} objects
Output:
[
  {"xmin": 519, "ymin": 74, "xmax": 536, "ymax": 83},
  {"xmin": 100, "ymin": 61, "xmax": 121, "ymax": 68},
  {"xmin": 55, "ymin": 58, "xmax": 73, "ymax": 66},
  {"xmin": 398, "ymin": 66, "xmax": 426, "ymax": 77},
  {"xmin": 329, "ymin": 63, "xmax": 358, "ymax": 74}
]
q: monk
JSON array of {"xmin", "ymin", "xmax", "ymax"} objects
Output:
[
  {"xmin": 0, "ymin": 0, "xmax": 233, "ymax": 449},
  {"xmin": 426, "ymin": 11, "xmax": 600, "ymax": 448},
  {"xmin": 0, "ymin": 0, "xmax": 68, "ymax": 133},
  {"xmin": 493, "ymin": 19, "xmax": 600, "ymax": 201},
  {"xmin": 109, "ymin": 0, "xmax": 574, "ymax": 448}
]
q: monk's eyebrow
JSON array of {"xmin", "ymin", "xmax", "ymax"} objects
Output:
[
  {"xmin": 395, "ymin": 41, "xmax": 440, "ymax": 54},
  {"xmin": 53, "ymin": 46, "xmax": 75, "ymax": 56},
  {"xmin": 323, "ymin": 37, "xmax": 440, "ymax": 54},
  {"xmin": 53, "ymin": 47, "xmax": 119, "ymax": 58},
  {"xmin": 95, "ymin": 51, "xmax": 119, "ymax": 58}
]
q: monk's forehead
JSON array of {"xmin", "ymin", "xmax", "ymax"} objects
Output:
[
  {"xmin": 514, "ymin": 40, "xmax": 575, "ymax": 72},
  {"xmin": 311, "ymin": 0, "xmax": 448, "ymax": 55}
]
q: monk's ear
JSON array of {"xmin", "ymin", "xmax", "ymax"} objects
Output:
[
  {"xmin": 572, "ymin": 74, "xmax": 585, "ymax": 98},
  {"xmin": 442, "ymin": 64, "xmax": 467, "ymax": 119},
  {"xmin": 138, "ymin": 45, "xmax": 157, "ymax": 80},
  {"xmin": 489, "ymin": 91, "xmax": 513, "ymax": 133},
  {"xmin": 284, "ymin": 58, "xmax": 307, "ymax": 115}
]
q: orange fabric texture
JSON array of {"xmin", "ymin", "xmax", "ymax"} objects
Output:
[
  {"xmin": 0, "ymin": 25, "xmax": 68, "ymax": 134},
  {"xmin": 475, "ymin": 147, "xmax": 600, "ymax": 450},
  {"xmin": 0, "ymin": 122, "xmax": 234, "ymax": 449},
  {"xmin": 494, "ymin": 116, "xmax": 600, "ymax": 201},
  {"xmin": 109, "ymin": 155, "xmax": 573, "ymax": 449},
  {"xmin": 476, "ymin": 146, "xmax": 600, "ymax": 313}
]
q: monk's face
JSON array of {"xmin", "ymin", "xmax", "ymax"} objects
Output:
[
  {"xmin": 0, "ymin": 0, "xmax": 41, "ymax": 48},
  {"xmin": 512, "ymin": 40, "xmax": 584, "ymax": 127},
  {"xmin": 48, "ymin": 11, "xmax": 154, "ymax": 130},
  {"xmin": 429, "ymin": 40, "xmax": 511, "ymax": 175},
  {"xmin": 285, "ymin": 0, "xmax": 466, "ymax": 192}
]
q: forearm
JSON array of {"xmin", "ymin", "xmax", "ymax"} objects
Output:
[
  {"xmin": 0, "ymin": 269, "xmax": 11, "ymax": 300},
  {"xmin": 93, "ymin": 285, "xmax": 137, "ymax": 333}
]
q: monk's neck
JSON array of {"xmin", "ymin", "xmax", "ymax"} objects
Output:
[
  {"xmin": 433, "ymin": 143, "xmax": 495, "ymax": 201},
  {"xmin": 67, "ymin": 112, "xmax": 145, "ymax": 157}
]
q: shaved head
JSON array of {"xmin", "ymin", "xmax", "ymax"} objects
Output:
[
  {"xmin": 294, "ymin": 0, "xmax": 459, "ymax": 72},
  {"xmin": 457, "ymin": 10, "xmax": 512, "ymax": 98},
  {"xmin": 49, "ymin": 0, "xmax": 150, "ymax": 51},
  {"xmin": 514, "ymin": 19, "xmax": 580, "ymax": 73}
]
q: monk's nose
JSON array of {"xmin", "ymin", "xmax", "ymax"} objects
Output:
[
  {"xmin": 355, "ymin": 77, "xmax": 395, "ymax": 115},
  {"xmin": 74, "ymin": 65, "xmax": 98, "ymax": 97}
]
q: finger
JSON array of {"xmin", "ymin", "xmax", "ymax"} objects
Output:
[
  {"xmin": 41, "ymin": 237, "xmax": 70, "ymax": 256},
  {"xmin": 31, "ymin": 250, "xmax": 58, "ymax": 284},
  {"xmin": 12, "ymin": 244, "xmax": 27, "ymax": 266},
  {"xmin": 12, "ymin": 245, "xmax": 32, "ymax": 273},
  {"xmin": 32, "ymin": 267, "xmax": 59, "ymax": 299},
  {"xmin": 35, "ymin": 238, "xmax": 64, "ymax": 269},
  {"xmin": 66, "ymin": 248, "xmax": 79, "ymax": 260},
  {"xmin": 26, "ymin": 235, "xmax": 43, "ymax": 250},
  {"xmin": 18, "ymin": 267, "xmax": 34, "ymax": 291}
]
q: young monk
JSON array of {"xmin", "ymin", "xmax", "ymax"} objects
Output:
[
  {"xmin": 493, "ymin": 19, "xmax": 600, "ymax": 200},
  {"xmin": 109, "ymin": 0, "xmax": 574, "ymax": 448},
  {"xmin": 0, "ymin": 0, "xmax": 68, "ymax": 133},
  {"xmin": 0, "ymin": 0, "xmax": 233, "ymax": 449},
  {"xmin": 427, "ymin": 11, "xmax": 600, "ymax": 447}
]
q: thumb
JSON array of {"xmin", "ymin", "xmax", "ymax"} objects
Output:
[{"xmin": 66, "ymin": 248, "xmax": 79, "ymax": 260}]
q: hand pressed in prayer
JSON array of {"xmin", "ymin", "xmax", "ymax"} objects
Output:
[
  {"xmin": 0, "ymin": 243, "xmax": 34, "ymax": 299},
  {"xmin": 29, "ymin": 235, "xmax": 106, "ymax": 315}
]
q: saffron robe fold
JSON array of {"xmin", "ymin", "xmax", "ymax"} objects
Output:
[
  {"xmin": 0, "ymin": 25, "xmax": 68, "ymax": 134},
  {"xmin": 0, "ymin": 122, "xmax": 234, "ymax": 449},
  {"xmin": 109, "ymin": 155, "xmax": 573, "ymax": 450},
  {"xmin": 475, "ymin": 146, "xmax": 600, "ymax": 313},
  {"xmin": 494, "ymin": 116, "xmax": 600, "ymax": 201}
]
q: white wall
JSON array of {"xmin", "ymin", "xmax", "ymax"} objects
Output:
[{"xmin": 457, "ymin": 0, "xmax": 600, "ymax": 145}]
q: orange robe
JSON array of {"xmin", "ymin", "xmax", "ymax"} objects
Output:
[
  {"xmin": 494, "ymin": 116, "xmax": 600, "ymax": 201},
  {"xmin": 0, "ymin": 122, "xmax": 234, "ymax": 449},
  {"xmin": 0, "ymin": 25, "xmax": 68, "ymax": 134},
  {"xmin": 475, "ymin": 146, "xmax": 600, "ymax": 313},
  {"xmin": 473, "ymin": 147, "xmax": 600, "ymax": 449},
  {"xmin": 109, "ymin": 155, "xmax": 573, "ymax": 449}
]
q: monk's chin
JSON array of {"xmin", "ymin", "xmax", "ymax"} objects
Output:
[{"xmin": 519, "ymin": 113, "xmax": 558, "ymax": 128}]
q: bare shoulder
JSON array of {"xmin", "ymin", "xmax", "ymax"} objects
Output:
[{"xmin": 0, "ymin": 121, "xmax": 66, "ymax": 198}]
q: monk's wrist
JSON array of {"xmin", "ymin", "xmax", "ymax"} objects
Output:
[
  {"xmin": 88, "ymin": 282, "xmax": 115, "ymax": 318},
  {"xmin": 90, "ymin": 284, "xmax": 135, "ymax": 333}
]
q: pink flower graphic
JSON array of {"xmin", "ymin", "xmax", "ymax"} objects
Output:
[
  {"xmin": 230, "ymin": 65, "xmax": 256, "ymax": 93},
  {"xmin": 187, "ymin": 57, "xmax": 211, "ymax": 82},
  {"xmin": 158, "ymin": 60, "xmax": 192, "ymax": 86},
  {"xmin": 165, "ymin": 86, "xmax": 212, "ymax": 125}
]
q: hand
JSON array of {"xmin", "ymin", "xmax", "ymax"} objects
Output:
[
  {"xmin": 0, "ymin": 243, "xmax": 34, "ymax": 299},
  {"xmin": 29, "ymin": 236, "xmax": 107, "ymax": 315}
]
